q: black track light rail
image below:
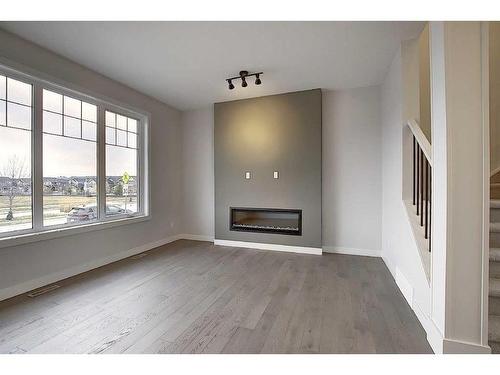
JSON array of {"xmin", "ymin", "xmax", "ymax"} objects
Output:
[
  {"xmin": 226, "ymin": 71, "xmax": 263, "ymax": 81},
  {"xmin": 226, "ymin": 70, "xmax": 263, "ymax": 90}
]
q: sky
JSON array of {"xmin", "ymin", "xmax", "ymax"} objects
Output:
[
  {"xmin": 1, "ymin": 76, "xmax": 137, "ymax": 178},
  {"xmin": 0, "ymin": 126, "xmax": 137, "ymax": 178}
]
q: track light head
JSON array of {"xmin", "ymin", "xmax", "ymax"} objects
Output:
[
  {"xmin": 227, "ymin": 79, "xmax": 235, "ymax": 90},
  {"xmin": 255, "ymin": 74, "xmax": 261, "ymax": 85},
  {"xmin": 241, "ymin": 77, "xmax": 248, "ymax": 88}
]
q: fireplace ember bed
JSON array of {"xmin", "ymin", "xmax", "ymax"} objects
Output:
[{"xmin": 230, "ymin": 207, "xmax": 302, "ymax": 236}]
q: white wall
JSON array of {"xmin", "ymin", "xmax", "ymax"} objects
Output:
[
  {"xmin": 0, "ymin": 29, "xmax": 183, "ymax": 299},
  {"xmin": 180, "ymin": 88, "xmax": 384, "ymax": 253},
  {"xmin": 322, "ymin": 88, "xmax": 382, "ymax": 255},
  {"xmin": 380, "ymin": 46, "xmax": 431, "ymax": 332},
  {"xmin": 429, "ymin": 21, "xmax": 489, "ymax": 352},
  {"xmin": 181, "ymin": 108, "xmax": 214, "ymax": 240}
]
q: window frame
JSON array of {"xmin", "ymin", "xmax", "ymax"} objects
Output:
[{"xmin": 0, "ymin": 62, "xmax": 150, "ymax": 248}]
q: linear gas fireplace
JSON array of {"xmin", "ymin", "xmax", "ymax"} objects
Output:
[{"xmin": 230, "ymin": 207, "xmax": 302, "ymax": 236}]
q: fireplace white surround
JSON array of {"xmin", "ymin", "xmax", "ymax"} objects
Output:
[{"xmin": 213, "ymin": 239, "xmax": 322, "ymax": 255}]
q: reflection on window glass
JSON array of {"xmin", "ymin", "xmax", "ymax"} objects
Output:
[
  {"xmin": 0, "ymin": 75, "xmax": 32, "ymax": 234},
  {"xmin": 105, "ymin": 110, "xmax": 139, "ymax": 216},
  {"xmin": 42, "ymin": 89, "xmax": 98, "ymax": 227}
]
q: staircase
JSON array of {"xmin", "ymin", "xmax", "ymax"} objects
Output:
[{"xmin": 489, "ymin": 173, "xmax": 500, "ymax": 353}]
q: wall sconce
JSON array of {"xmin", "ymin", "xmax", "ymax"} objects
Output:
[
  {"xmin": 273, "ymin": 171, "xmax": 279, "ymax": 179},
  {"xmin": 245, "ymin": 171, "xmax": 251, "ymax": 179},
  {"xmin": 227, "ymin": 71, "xmax": 263, "ymax": 90}
]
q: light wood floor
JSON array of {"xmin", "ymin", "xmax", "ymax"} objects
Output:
[{"xmin": 0, "ymin": 240, "xmax": 432, "ymax": 354}]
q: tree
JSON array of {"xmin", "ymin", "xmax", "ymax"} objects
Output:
[
  {"xmin": 114, "ymin": 183, "xmax": 123, "ymax": 196},
  {"xmin": 121, "ymin": 172, "xmax": 130, "ymax": 212},
  {"xmin": 1, "ymin": 156, "xmax": 27, "ymax": 221}
]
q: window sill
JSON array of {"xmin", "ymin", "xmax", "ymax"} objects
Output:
[{"xmin": 0, "ymin": 214, "xmax": 151, "ymax": 250}]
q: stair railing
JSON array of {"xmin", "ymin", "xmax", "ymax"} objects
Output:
[{"xmin": 408, "ymin": 119, "xmax": 432, "ymax": 252}]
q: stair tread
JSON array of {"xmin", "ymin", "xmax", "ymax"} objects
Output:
[
  {"xmin": 492, "ymin": 248, "xmax": 500, "ymax": 261},
  {"xmin": 491, "ymin": 200, "xmax": 500, "ymax": 208},
  {"xmin": 491, "ymin": 248, "xmax": 500, "ymax": 261},
  {"xmin": 491, "ymin": 222, "xmax": 500, "ymax": 233},
  {"xmin": 489, "ymin": 314, "xmax": 500, "ymax": 342}
]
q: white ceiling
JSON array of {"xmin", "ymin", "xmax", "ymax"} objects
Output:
[{"xmin": 0, "ymin": 22, "xmax": 424, "ymax": 111}]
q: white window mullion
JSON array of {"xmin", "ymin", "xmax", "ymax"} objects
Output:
[
  {"xmin": 142, "ymin": 118, "xmax": 149, "ymax": 216},
  {"xmin": 32, "ymin": 84, "xmax": 43, "ymax": 231},
  {"xmin": 97, "ymin": 105, "xmax": 106, "ymax": 220}
]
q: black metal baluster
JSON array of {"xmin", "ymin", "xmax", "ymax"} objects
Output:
[
  {"xmin": 425, "ymin": 159, "xmax": 429, "ymax": 239},
  {"xmin": 420, "ymin": 150, "xmax": 424, "ymax": 226},
  {"xmin": 413, "ymin": 136, "xmax": 416, "ymax": 205},
  {"xmin": 417, "ymin": 146, "xmax": 420, "ymax": 215},
  {"xmin": 429, "ymin": 166, "xmax": 432, "ymax": 252}
]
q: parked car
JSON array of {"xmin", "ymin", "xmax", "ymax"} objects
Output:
[
  {"xmin": 66, "ymin": 205, "xmax": 97, "ymax": 223},
  {"xmin": 106, "ymin": 204, "xmax": 133, "ymax": 216},
  {"xmin": 66, "ymin": 204, "xmax": 132, "ymax": 223}
]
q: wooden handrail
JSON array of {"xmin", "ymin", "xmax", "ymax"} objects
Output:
[{"xmin": 407, "ymin": 119, "xmax": 432, "ymax": 166}]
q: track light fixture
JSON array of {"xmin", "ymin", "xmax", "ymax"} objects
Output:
[{"xmin": 226, "ymin": 70, "xmax": 263, "ymax": 90}]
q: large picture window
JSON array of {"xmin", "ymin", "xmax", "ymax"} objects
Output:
[
  {"xmin": 0, "ymin": 75, "xmax": 32, "ymax": 234},
  {"xmin": 0, "ymin": 66, "xmax": 148, "ymax": 241}
]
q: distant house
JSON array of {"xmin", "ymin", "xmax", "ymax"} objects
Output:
[
  {"xmin": 42, "ymin": 176, "xmax": 97, "ymax": 196},
  {"xmin": 4, "ymin": 176, "xmax": 134, "ymax": 196},
  {"xmin": 0, "ymin": 176, "xmax": 32, "ymax": 196},
  {"xmin": 83, "ymin": 179, "xmax": 97, "ymax": 196},
  {"xmin": 43, "ymin": 177, "xmax": 70, "ymax": 194}
]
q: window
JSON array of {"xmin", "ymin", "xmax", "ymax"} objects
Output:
[
  {"xmin": 43, "ymin": 89, "xmax": 98, "ymax": 227},
  {"xmin": 0, "ymin": 75, "xmax": 33, "ymax": 234},
  {"xmin": 105, "ymin": 111, "xmax": 139, "ymax": 216},
  {"xmin": 0, "ymin": 65, "xmax": 148, "ymax": 241}
]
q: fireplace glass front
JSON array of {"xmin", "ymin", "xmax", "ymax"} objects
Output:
[{"xmin": 230, "ymin": 207, "xmax": 302, "ymax": 236}]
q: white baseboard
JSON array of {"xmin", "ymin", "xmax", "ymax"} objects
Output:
[
  {"xmin": 412, "ymin": 301, "xmax": 441, "ymax": 354},
  {"xmin": 382, "ymin": 263, "xmax": 489, "ymax": 354},
  {"xmin": 442, "ymin": 338, "xmax": 491, "ymax": 354},
  {"xmin": 179, "ymin": 233, "xmax": 214, "ymax": 242},
  {"xmin": 322, "ymin": 246, "xmax": 380, "ymax": 257},
  {"xmin": 381, "ymin": 258, "xmax": 437, "ymax": 354},
  {"xmin": 214, "ymin": 239, "xmax": 322, "ymax": 255},
  {"xmin": 395, "ymin": 267, "xmax": 414, "ymax": 306},
  {"xmin": 0, "ymin": 234, "xmax": 183, "ymax": 302}
]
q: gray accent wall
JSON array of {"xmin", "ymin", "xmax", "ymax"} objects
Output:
[{"xmin": 214, "ymin": 89, "xmax": 322, "ymax": 248}]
